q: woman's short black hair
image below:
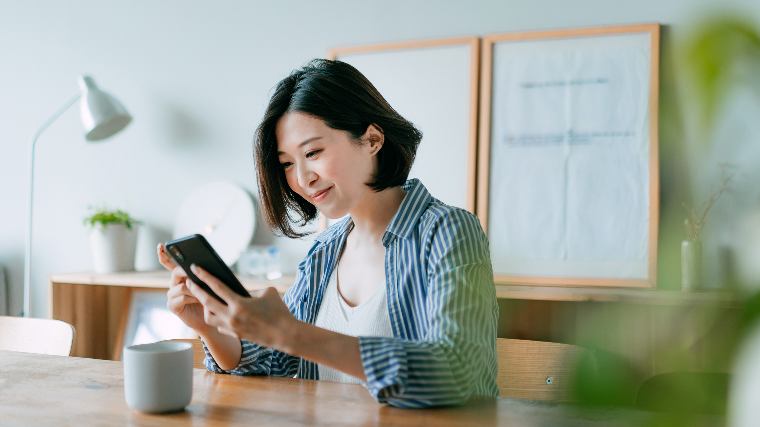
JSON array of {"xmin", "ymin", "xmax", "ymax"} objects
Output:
[{"xmin": 254, "ymin": 58, "xmax": 422, "ymax": 238}]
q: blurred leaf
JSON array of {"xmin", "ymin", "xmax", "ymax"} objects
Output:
[
  {"xmin": 738, "ymin": 290, "xmax": 760, "ymax": 334},
  {"xmin": 571, "ymin": 348, "xmax": 641, "ymax": 407},
  {"xmin": 684, "ymin": 16, "xmax": 760, "ymax": 134},
  {"xmin": 637, "ymin": 372, "xmax": 729, "ymax": 415}
]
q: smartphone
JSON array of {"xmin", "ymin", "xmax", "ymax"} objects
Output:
[{"xmin": 164, "ymin": 234, "xmax": 250, "ymax": 303}]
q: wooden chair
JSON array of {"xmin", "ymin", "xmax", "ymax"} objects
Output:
[
  {"xmin": 169, "ymin": 338, "xmax": 206, "ymax": 369},
  {"xmin": 0, "ymin": 316, "xmax": 75, "ymax": 356},
  {"xmin": 496, "ymin": 338, "xmax": 590, "ymax": 402}
]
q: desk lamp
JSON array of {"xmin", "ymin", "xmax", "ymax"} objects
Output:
[{"xmin": 23, "ymin": 75, "xmax": 132, "ymax": 316}]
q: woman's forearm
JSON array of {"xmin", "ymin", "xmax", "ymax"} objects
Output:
[
  {"xmin": 199, "ymin": 318, "xmax": 365, "ymax": 379},
  {"xmin": 281, "ymin": 321, "xmax": 366, "ymax": 381},
  {"xmin": 198, "ymin": 327, "xmax": 242, "ymax": 371}
]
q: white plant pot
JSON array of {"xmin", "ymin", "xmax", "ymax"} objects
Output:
[{"xmin": 89, "ymin": 224, "xmax": 138, "ymax": 273}]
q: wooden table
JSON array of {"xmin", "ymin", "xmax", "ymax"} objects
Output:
[{"xmin": 0, "ymin": 350, "xmax": 667, "ymax": 427}]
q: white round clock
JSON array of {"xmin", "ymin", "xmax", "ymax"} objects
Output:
[{"xmin": 173, "ymin": 181, "xmax": 256, "ymax": 266}]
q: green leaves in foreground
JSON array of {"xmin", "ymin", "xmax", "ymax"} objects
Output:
[{"xmin": 684, "ymin": 16, "xmax": 760, "ymax": 133}]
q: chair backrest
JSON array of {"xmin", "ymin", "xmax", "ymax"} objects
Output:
[
  {"xmin": 0, "ymin": 316, "xmax": 75, "ymax": 356},
  {"xmin": 169, "ymin": 338, "xmax": 206, "ymax": 370},
  {"xmin": 496, "ymin": 338, "xmax": 589, "ymax": 402}
]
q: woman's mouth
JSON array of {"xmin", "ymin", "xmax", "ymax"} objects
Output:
[{"xmin": 311, "ymin": 186, "xmax": 333, "ymax": 203}]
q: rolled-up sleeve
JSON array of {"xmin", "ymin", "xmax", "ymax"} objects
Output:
[{"xmin": 359, "ymin": 210, "xmax": 499, "ymax": 408}]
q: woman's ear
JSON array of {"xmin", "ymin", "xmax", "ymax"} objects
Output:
[{"xmin": 362, "ymin": 124, "xmax": 384, "ymax": 156}]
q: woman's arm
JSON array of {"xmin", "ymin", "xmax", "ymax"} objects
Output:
[
  {"xmin": 157, "ymin": 244, "xmax": 248, "ymax": 373},
  {"xmin": 197, "ymin": 326, "xmax": 241, "ymax": 371},
  {"xmin": 188, "ymin": 267, "xmax": 366, "ymax": 380},
  {"xmin": 283, "ymin": 322, "xmax": 366, "ymax": 381},
  {"xmin": 356, "ymin": 210, "xmax": 499, "ymax": 407},
  {"xmin": 188, "ymin": 210, "xmax": 497, "ymax": 407},
  {"xmin": 196, "ymin": 257, "xmax": 313, "ymax": 377}
]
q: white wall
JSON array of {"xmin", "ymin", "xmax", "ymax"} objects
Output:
[{"xmin": 2, "ymin": 0, "xmax": 759, "ymax": 317}]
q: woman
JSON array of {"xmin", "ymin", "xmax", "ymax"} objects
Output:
[{"xmin": 157, "ymin": 59, "xmax": 498, "ymax": 408}]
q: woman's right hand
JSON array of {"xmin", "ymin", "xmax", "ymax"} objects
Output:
[{"xmin": 157, "ymin": 243, "xmax": 210, "ymax": 334}]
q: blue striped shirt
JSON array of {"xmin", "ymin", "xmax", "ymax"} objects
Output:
[{"xmin": 203, "ymin": 179, "xmax": 499, "ymax": 408}]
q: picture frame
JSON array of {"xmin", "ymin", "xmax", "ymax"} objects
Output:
[
  {"xmin": 478, "ymin": 24, "xmax": 660, "ymax": 287},
  {"xmin": 322, "ymin": 36, "xmax": 481, "ymax": 230}
]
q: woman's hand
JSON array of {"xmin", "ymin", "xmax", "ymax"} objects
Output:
[
  {"xmin": 156, "ymin": 243, "xmax": 210, "ymax": 334},
  {"xmin": 186, "ymin": 264, "xmax": 298, "ymax": 352}
]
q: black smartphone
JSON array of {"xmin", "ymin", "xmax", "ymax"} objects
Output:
[{"xmin": 165, "ymin": 234, "xmax": 250, "ymax": 303}]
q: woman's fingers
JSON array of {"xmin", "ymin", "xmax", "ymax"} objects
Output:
[
  {"xmin": 167, "ymin": 294, "xmax": 198, "ymax": 313},
  {"xmin": 201, "ymin": 307, "xmax": 237, "ymax": 339},
  {"xmin": 187, "ymin": 279, "xmax": 227, "ymax": 314},
  {"xmin": 171, "ymin": 266, "xmax": 188, "ymax": 286},
  {"xmin": 168, "ymin": 282, "xmax": 197, "ymax": 300},
  {"xmin": 156, "ymin": 243, "xmax": 178, "ymax": 271},
  {"xmin": 190, "ymin": 264, "xmax": 238, "ymax": 304}
]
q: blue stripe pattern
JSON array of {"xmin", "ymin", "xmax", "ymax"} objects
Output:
[{"xmin": 203, "ymin": 179, "xmax": 499, "ymax": 407}]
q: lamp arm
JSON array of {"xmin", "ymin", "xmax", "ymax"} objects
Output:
[{"xmin": 23, "ymin": 93, "xmax": 81, "ymax": 317}]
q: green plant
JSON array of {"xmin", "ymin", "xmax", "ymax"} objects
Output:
[
  {"xmin": 83, "ymin": 208, "xmax": 136, "ymax": 229},
  {"xmin": 684, "ymin": 16, "xmax": 760, "ymax": 134}
]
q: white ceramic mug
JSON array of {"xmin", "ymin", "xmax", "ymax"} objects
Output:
[{"xmin": 123, "ymin": 341, "xmax": 193, "ymax": 413}]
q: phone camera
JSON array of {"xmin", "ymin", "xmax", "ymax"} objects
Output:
[{"xmin": 170, "ymin": 246, "xmax": 184, "ymax": 262}]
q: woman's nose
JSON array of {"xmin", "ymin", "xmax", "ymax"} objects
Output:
[{"xmin": 296, "ymin": 163, "xmax": 317, "ymax": 188}]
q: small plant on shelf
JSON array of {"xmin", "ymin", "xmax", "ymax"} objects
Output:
[
  {"xmin": 83, "ymin": 207, "xmax": 139, "ymax": 273},
  {"xmin": 83, "ymin": 208, "xmax": 137, "ymax": 229}
]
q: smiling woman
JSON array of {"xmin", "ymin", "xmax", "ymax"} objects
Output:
[
  {"xmin": 158, "ymin": 59, "xmax": 499, "ymax": 408},
  {"xmin": 256, "ymin": 59, "xmax": 422, "ymax": 238}
]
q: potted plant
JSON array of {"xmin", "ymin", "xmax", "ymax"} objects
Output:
[{"xmin": 83, "ymin": 208, "xmax": 139, "ymax": 273}]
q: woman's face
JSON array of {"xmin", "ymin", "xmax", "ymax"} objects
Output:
[{"xmin": 275, "ymin": 112, "xmax": 382, "ymax": 219}]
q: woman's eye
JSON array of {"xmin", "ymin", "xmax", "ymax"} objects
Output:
[
  {"xmin": 280, "ymin": 162, "xmax": 293, "ymax": 169},
  {"xmin": 305, "ymin": 149, "xmax": 322, "ymax": 159}
]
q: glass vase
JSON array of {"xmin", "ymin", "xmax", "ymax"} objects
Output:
[{"xmin": 681, "ymin": 239, "xmax": 702, "ymax": 291}]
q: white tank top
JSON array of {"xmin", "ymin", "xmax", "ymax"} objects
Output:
[{"xmin": 314, "ymin": 267, "xmax": 393, "ymax": 384}]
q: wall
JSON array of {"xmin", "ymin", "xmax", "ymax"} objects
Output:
[{"xmin": 1, "ymin": 0, "xmax": 759, "ymax": 317}]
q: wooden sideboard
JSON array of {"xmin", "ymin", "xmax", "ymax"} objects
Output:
[
  {"xmin": 49, "ymin": 271, "xmax": 293, "ymax": 360},
  {"xmin": 50, "ymin": 271, "xmax": 741, "ymax": 380}
]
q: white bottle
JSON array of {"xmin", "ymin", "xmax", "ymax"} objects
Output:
[{"xmin": 266, "ymin": 246, "xmax": 282, "ymax": 280}]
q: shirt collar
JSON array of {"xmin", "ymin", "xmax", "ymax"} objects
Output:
[
  {"xmin": 313, "ymin": 179, "xmax": 432, "ymax": 245},
  {"xmin": 382, "ymin": 179, "xmax": 431, "ymax": 243}
]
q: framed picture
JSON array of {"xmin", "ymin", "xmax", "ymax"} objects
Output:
[
  {"xmin": 478, "ymin": 24, "xmax": 660, "ymax": 287},
  {"xmin": 324, "ymin": 36, "xmax": 480, "ymax": 229}
]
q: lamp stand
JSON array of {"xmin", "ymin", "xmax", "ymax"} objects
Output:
[{"xmin": 23, "ymin": 94, "xmax": 81, "ymax": 317}]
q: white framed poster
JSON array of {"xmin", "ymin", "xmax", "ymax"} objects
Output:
[
  {"xmin": 478, "ymin": 24, "xmax": 660, "ymax": 287},
  {"xmin": 327, "ymin": 36, "xmax": 480, "ymax": 215}
]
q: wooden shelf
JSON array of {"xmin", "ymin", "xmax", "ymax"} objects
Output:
[
  {"xmin": 50, "ymin": 271, "xmax": 295, "ymax": 294},
  {"xmin": 494, "ymin": 284, "xmax": 738, "ymax": 306},
  {"xmin": 50, "ymin": 271, "xmax": 741, "ymax": 362},
  {"xmin": 50, "ymin": 271, "xmax": 739, "ymax": 306},
  {"xmin": 50, "ymin": 271, "xmax": 297, "ymax": 360}
]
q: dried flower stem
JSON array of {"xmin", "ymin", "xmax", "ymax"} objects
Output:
[{"xmin": 683, "ymin": 169, "xmax": 734, "ymax": 241}]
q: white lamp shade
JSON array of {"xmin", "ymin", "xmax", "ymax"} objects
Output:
[{"xmin": 78, "ymin": 75, "xmax": 132, "ymax": 141}]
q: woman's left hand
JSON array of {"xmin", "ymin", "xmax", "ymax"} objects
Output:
[{"xmin": 187, "ymin": 264, "xmax": 298, "ymax": 352}]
